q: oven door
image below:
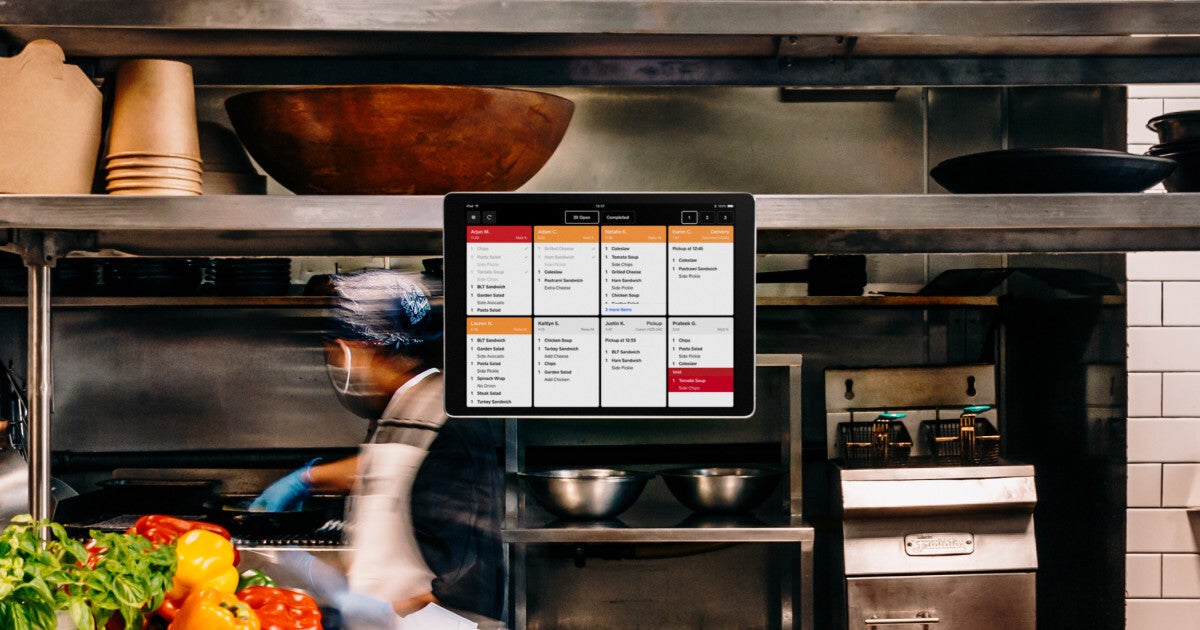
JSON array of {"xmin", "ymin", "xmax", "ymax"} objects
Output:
[{"xmin": 846, "ymin": 572, "xmax": 1034, "ymax": 629}]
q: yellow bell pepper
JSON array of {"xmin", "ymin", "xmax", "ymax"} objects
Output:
[
  {"xmin": 169, "ymin": 587, "xmax": 261, "ymax": 630},
  {"xmin": 165, "ymin": 529, "xmax": 240, "ymax": 602}
]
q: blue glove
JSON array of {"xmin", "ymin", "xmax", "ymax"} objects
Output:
[
  {"xmin": 334, "ymin": 591, "xmax": 396, "ymax": 630},
  {"xmin": 269, "ymin": 551, "xmax": 395, "ymax": 629},
  {"xmin": 249, "ymin": 458, "xmax": 319, "ymax": 511}
]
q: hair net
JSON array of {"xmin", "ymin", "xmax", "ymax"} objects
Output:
[{"xmin": 325, "ymin": 269, "xmax": 443, "ymax": 356}]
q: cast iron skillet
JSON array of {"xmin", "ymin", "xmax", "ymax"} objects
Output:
[
  {"xmin": 202, "ymin": 493, "xmax": 332, "ymax": 537},
  {"xmin": 930, "ymin": 148, "xmax": 1177, "ymax": 194}
]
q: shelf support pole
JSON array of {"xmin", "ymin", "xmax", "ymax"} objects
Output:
[{"xmin": 15, "ymin": 230, "xmax": 87, "ymax": 533}]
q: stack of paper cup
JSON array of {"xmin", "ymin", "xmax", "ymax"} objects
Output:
[{"xmin": 105, "ymin": 59, "xmax": 202, "ymax": 195}]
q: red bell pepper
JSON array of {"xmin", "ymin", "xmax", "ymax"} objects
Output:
[
  {"xmin": 236, "ymin": 586, "xmax": 322, "ymax": 630},
  {"xmin": 127, "ymin": 514, "xmax": 240, "ymax": 565}
]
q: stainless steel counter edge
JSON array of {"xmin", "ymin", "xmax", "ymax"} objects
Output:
[
  {"xmin": 838, "ymin": 464, "xmax": 1035, "ymax": 481},
  {"xmin": 0, "ymin": 193, "xmax": 1197, "ymax": 230},
  {"xmin": 502, "ymin": 519, "xmax": 815, "ymax": 544}
]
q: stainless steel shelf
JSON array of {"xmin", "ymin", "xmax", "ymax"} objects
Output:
[
  {"xmin": 5, "ymin": 1, "xmax": 1200, "ymax": 86},
  {"xmin": 0, "ymin": 193, "xmax": 1198, "ymax": 255},
  {"xmin": 5, "ymin": 1, "xmax": 1200, "ymax": 49},
  {"xmin": 504, "ymin": 509, "xmax": 814, "ymax": 544}
]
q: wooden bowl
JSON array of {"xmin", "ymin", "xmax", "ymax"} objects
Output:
[{"xmin": 224, "ymin": 85, "xmax": 574, "ymax": 194}]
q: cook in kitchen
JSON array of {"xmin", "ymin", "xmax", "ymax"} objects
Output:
[{"xmin": 251, "ymin": 268, "xmax": 504, "ymax": 626}]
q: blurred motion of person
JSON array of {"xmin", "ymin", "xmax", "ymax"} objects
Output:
[{"xmin": 252, "ymin": 268, "xmax": 504, "ymax": 627}]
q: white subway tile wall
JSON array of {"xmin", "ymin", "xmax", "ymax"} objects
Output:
[
  {"xmin": 1126, "ymin": 86, "xmax": 1200, "ymax": 626},
  {"xmin": 1127, "ymin": 252, "xmax": 1200, "ymax": 281},
  {"xmin": 1164, "ymin": 283, "xmax": 1200, "ymax": 326},
  {"xmin": 1162, "ymin": 464, "xmax": 1200, "ymax": 507},
  {"xmin": 1127, "ymin": 509, "xmax": 1200, "ymax": 553},
  {"xmin": 1164, "ymin": 374, "xmax": 1200, "ymax": 417},
  {"xmin": 1127, "ymin": 282, "xmax": 1163, "ymax": 326},
  {"xmin": 1128, "ymin": 373, "xmax": 1163, "ymax": 418},
  {"xmin": 1129, "ymin": 464, "xmax": 1163, "ymax": 507},
  {"xmin": 1162, "ymin": 555, "xmax": 1200, "ymax": 598},
  {"xmin": 1127, "ymin": 599, "xmax": 1200, "ymax": 629},
  {"xmin": 1127, "ymin": 554, "xmax": 1163, "ymax": 598},
  {"xmin": 1128, "ymin": 328, "xmax": 1200, "ymax": 372}
]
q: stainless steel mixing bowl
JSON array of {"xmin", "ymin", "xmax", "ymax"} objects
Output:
[
  {"xmin": 659, "ymin": 467, "xmax": 782, "ymax": 513},
  {"xmin": 521, "ymin": 468, "xmax": 650, "ymax": 519}
]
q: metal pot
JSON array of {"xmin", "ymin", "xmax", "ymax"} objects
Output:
[
  {"xmin": 1146, "ymin": 143, "xmax": 1200, "ymax": 192},
  {"xmin": 1148, "ymin": 110, "xmax": 1200, "ymax": 144}
]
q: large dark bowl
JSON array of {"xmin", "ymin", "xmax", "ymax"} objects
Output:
[
  {"xmin": 225, "ymin": 85, "xmax": 574, "ymax": 194},
  {"xmin": 659, "ymin": 467, "xmax": 782, "ymax": 514},
  {"xmin": 930, "ymin": 148, "xmax": 1176, "ymax": 194}
]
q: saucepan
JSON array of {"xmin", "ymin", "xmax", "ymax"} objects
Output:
[{"xmin": 202, "ymin": 493, "xmax": 333, "ymax": 537}]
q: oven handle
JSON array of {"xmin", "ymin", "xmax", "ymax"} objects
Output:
[{"xmin": 865, "ymin": 612, "xmax": 940, "ymax": 625}]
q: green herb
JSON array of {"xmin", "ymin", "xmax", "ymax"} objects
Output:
[
  {"xmin": 0, "ymin": 515, "xmax": 177, "ymax": 630},
  {"xmin": 64, "ymin": 529, "xmax": 177, "ymax": 630},
  {"xmin": 0, "ymin": 514, "xmax": 87, "ymax": 630},
  {"xmin": 237, "ymin": 568, "xmax": 276, "ymax": 591}
]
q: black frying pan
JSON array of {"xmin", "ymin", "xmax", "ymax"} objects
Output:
[
  {"xmin": 202, "ymin": 493, "xmax": 333, "ymax": 537},
  {"xmin": 930, "ymin": 148, "xmax": 1176, "ymax": 193}
]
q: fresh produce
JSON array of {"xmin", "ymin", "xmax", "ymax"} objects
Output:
[
  {"xmin": 66, "ymin": 528, "xmax": 177, "ymax": 630},
  {"xmin": 0, "ymin": 516, "xmax": 83, "ymax": 630},
  {"xmin": 127, "ymin": 514, "xmax": 240, "ymax": 565},
  {"xmin": 158, "ymin": 529, "xmax": 239, "ymax": 621},
  {"xmin": 168, "ymin": 587, "xmax": 260, "ymax": 630},
  {"xmin": 236, "ymin": 586, "xmax": 321, "ymax": 630},
  {"xmin": 0, "ymin": 514, "xmax": 176, "ymax": 630},
  {"xmin": 236, "ymin": 569, "xmax": 276, "ymax": 591}
]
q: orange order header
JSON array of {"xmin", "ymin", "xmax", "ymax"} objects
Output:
[
  {"xmin": 669, "ymin": 226, "xmax": 734, "ymax": 243},
  {"xmin": 601, "ymin": 225, "xmax": 666, "ymax": 243},
  {"xmin": 533, "ymin": 225, "xmax": 599, "ymax": 243},
  {"xmin": 467, "ymin": 317, "xmax": 532, "ymax": 335}
]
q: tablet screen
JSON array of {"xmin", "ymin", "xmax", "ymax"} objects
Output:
[{"xmin": 444, "ymin": 193, "xmax": 755, "ymax": 418}]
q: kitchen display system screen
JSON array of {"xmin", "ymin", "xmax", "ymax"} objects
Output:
[{"xmin": 443, "ymin": 193, "xmax": 755, "ymax": 418}]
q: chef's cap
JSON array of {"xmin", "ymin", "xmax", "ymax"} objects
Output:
[{"xmin": 325, "ymin": 269, "xmax": 442, "ymax": 358}]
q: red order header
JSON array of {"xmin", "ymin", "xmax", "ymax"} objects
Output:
[
  {"xmin": 467, "ymin": 225, "xmax": 532, "ymax": 243},
  {"xmin": 668, "ymin": 368, "xmax": 734, "ymax": 393}
]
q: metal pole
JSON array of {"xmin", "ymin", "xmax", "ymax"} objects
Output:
[{"xmin": 26, "ymin": 260, "xmax": 50, "ymax": 525}]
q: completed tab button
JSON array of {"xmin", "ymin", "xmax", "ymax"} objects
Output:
[
  {"xmin": 601, "ymin": 211, "xmax": 636, "ymax": 224},
  {"xmin": 564, "ymin": 211, "xmax": 599, "ymax": 224}
]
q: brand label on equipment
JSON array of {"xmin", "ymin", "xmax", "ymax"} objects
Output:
[{"xmin": 905, "ymin": 532, "xmax": 974, "ymax": 556}]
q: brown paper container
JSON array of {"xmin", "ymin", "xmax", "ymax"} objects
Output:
[
  {"xmin": 107, "ymin": 59, "xmax": 200, "ymax": 159},
  {"xmin": 108, "ymin": 187, "xmax": 202, "ymax": 196},
  {"xmin": 106, "ymin": 156, "xmax": 203, "ymax": 173},
  {"xmin": 0, "ymin": 40, "xmax": 102, "ymax": 193},
  {"xmin": 106, "ymin": 178, "xmax": 202, "ymax": 194},
  {"xmin": 106, "ymin": 167, "xmax": 203, "ymax": 184}
]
